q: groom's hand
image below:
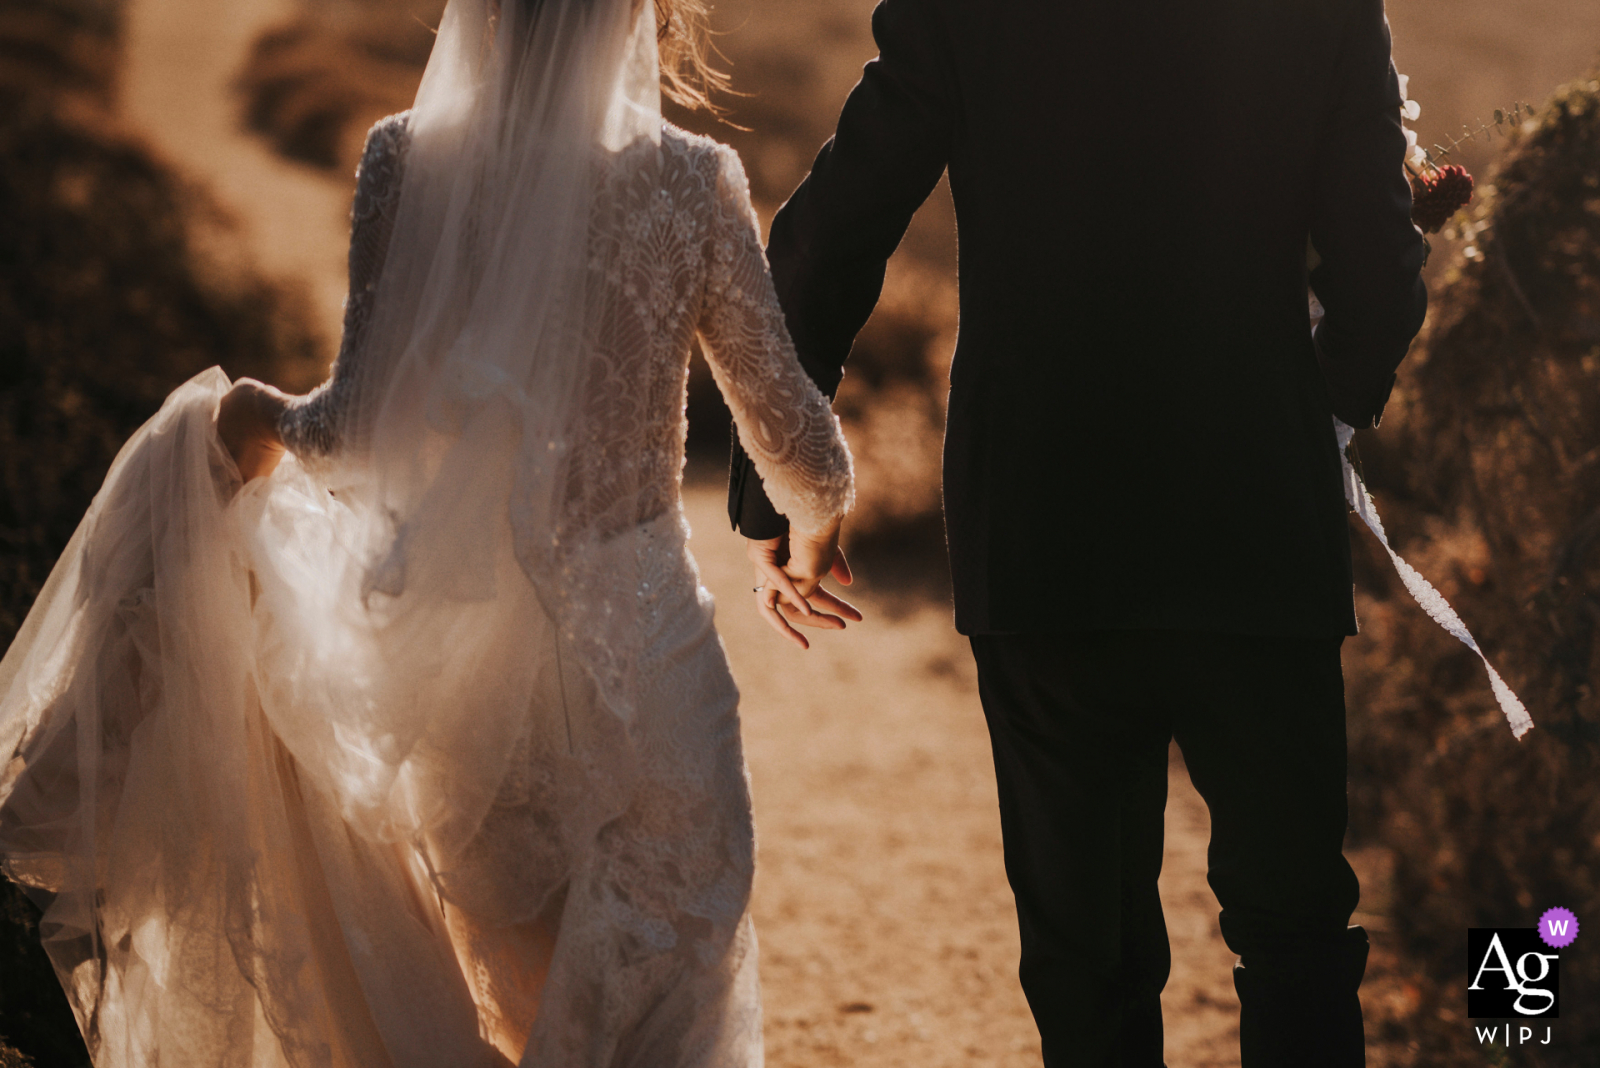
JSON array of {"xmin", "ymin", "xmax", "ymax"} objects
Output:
[{"xmin": 746, "ymin": 523, "xmax": 861, "ymax": 650}]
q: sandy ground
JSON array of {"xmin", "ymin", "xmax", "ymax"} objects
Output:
[
  {"xmin": 677, "ymin": 473, "xmax": 1250, "ymax": 1066},
  {"xmin": 122, "ymin": 0, "xmax": 356, "ymax": 361},
  {"xmin": 112, "ymin": 0, "xmax": 1593, "ymax": 1062}
]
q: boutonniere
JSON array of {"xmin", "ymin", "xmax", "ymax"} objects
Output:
[{"xmin": 1398, "ymin": 73, "xmax": 1536, "ymax": 235}]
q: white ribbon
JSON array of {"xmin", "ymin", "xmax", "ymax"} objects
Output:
[{"xmin": 1335, "ymin": 418, "xmax": 1533, "ymax": 739}]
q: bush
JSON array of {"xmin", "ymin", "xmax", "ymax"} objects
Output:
[
  {"xmin": 0, "ymin": 2, "xmax": 118, "ymax": 105},
  {"xmin": 1344, "ymin": 71, "xmax": 1600, "ymax": 1066},
  {"xmin": 0, "ymin": 12, "xmax": 319, "ymax": 1064},
  {"xmin": 235, "ymin": 0, "xmax": 444, "ymax": 173},
  {"xmin": 0, "ymin": 99, "xmax": 319, "ymax": 649}
]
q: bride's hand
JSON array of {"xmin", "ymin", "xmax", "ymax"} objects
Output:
[
  {"xmin": 217, "ymin": 378, "xmax": 290, "ymax": 482},
  {"xmin": 745, "ymin": 523, "xmax": 861, "ymax": 650}
]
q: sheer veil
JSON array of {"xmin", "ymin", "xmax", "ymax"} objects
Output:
[
  {"xmin": 252, "ymin": 0, "xmax": 664, "ymax": 854},
  {"xmin": 0, "ymin": 0, "xmax": 668, "ymax": 1058}
]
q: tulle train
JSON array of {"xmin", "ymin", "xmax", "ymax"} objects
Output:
[{"xmin": 0, "ymin": 370, "xmax": 763, "ymax": 1066}]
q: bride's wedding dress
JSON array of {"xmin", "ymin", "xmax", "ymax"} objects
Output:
[{"xmin": 0, "ymin": 2, "xmax": 851, "ymax": 1065}]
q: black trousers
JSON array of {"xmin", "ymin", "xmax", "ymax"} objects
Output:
[{"xmin": 969, "ymin": 630, "xmax": 1367, "ymax": 1068}]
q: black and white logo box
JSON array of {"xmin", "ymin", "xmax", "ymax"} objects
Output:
[{"xmin": 1468, "ymin": 928, "xmax": 1559, "ymax": 1019}]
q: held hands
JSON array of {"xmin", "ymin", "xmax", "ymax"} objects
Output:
[
  {"xmin": 746, "ymin": 518, "xmax": 862, "ymax": 650},
  {"xmin": 217, "ymin": 378, "xmax": 291, "ymax": 482}
]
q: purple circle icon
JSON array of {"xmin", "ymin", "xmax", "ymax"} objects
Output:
[{"xmin": 1539, "ymin": 907, "xmax": 1579, "ymax": 949}]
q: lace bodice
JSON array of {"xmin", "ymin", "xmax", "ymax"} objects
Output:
[{"xmin": 281, "ymin": 113, "xmax": 854, "ymax": 538}]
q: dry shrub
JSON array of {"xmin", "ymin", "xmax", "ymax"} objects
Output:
[
  {"xmin": 0, "ymin": 0, "xmax": 119, "ymax": 106},
  {"xmin": 0, "ymin": 10, "xmax": 320, "ymax": 1064},
  {"xmin": 0, "ymin": 106, "xmax": 320, "ymax": 649},
  {"xmin": 236, "ymin": 0, "xmax": 443, "ymax": 172},
  {"xmin": 1343, "ymin": 71, "xmax": 1600, "ymax": 1066},
  {"xmin": 0, "ymin": 879, "xmax": 75, "ymax": 1068}
]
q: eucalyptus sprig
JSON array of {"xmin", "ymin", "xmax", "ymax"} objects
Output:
[{"xmin": 1396, "ymin": 75, "xmax": 1535, "ymax": 234}]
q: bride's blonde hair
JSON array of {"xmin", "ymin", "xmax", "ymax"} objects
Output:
[
  {"xmin": 500, "ymin": 0, "xmax": 729, "ymax": 111},
  {"xmin": 651, "ymin": 0, "xmax": 730, "ymax": 112}
]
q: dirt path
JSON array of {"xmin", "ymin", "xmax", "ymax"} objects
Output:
[
  {"xmin": 122, "ymin": 0, "xmax": 354, "ymax": 365},
  {"xmin": 679, "ymin": 479, "xmax": 1249, "ymax": 1067}
]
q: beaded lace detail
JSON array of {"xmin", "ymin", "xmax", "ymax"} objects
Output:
[{"xmin": 280, "ymin": 115, "xmax": 853, "ymax": 536}]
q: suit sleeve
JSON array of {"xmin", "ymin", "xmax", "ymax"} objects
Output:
[
  {"xmin": 1308, "ymin": 0, "xmax": 1428, "ymax": 429},
  {"xmin": 727, "ymin": 0, "xmax": 952, "ymax": 537}
]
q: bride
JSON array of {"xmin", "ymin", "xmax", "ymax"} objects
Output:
[{"xmin": 0, "ymin": 0, "xmax": 855, "ymax": 1064}]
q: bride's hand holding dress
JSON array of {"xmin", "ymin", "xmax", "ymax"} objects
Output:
[{"xmin": 216, "ymin": 378, "xmax": 289, "ymax": 482}]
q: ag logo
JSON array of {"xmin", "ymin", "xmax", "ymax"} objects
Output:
[{"xmin": 1468, "ymin": 929, "xmax": 1559, "ymax": 1018}]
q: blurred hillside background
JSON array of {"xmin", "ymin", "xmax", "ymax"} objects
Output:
[{"xmin": 3, "ymin": 0, "xmax": 1600, "ymax": 1064}]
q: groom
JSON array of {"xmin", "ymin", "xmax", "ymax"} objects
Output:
[{"xmin": 730, "ymin": 0, "xmax": 1427, "ymax": 1064}]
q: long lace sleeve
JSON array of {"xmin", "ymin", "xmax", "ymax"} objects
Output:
[
  {"xmin": 277, "ymin": 112, "xmax": 412, "ymax": 462},
  {"xmin": 697, "ymin": 148, "xmax": 855, "ymax": 534}
]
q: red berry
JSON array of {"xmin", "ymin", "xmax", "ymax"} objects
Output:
[{"xmin": 1411, "ymin": 165, "xmax": 1475, "ymax": 234}]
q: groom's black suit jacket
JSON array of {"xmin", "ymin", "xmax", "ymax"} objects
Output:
[{"xmin": 727, "ymin": 0, "xmax": 1427, "ymax": 637}]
